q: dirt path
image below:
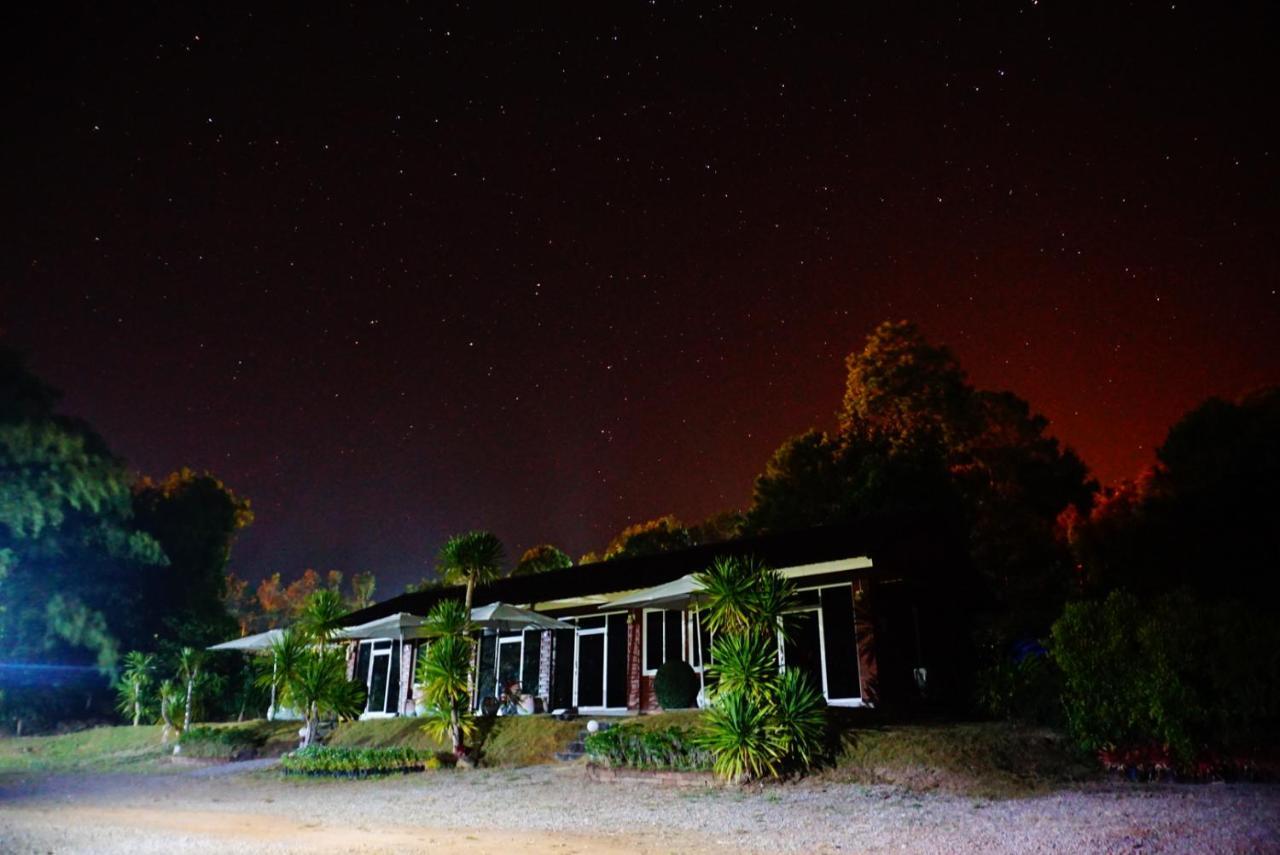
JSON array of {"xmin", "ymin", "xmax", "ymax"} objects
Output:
[{"xmin": 1, "ymin": 764, "xmax": 1278, "ymax": 853}]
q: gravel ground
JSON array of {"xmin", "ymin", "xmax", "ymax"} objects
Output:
[{"xmin": 1, "ymin": 763, "xmax": 1277, "ymax": 854}]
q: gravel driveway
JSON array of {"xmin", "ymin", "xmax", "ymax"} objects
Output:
[{"xmin": 1, "ymin": 763, "xmax": 1277, "ymax": 853}]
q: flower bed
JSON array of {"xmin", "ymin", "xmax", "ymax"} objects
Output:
[
  {"xmin": 280, "ymin": 745, "xmax": 444, "ymax": 777},
  {"xmin": 583, "ymin": 724, "xmax": 712, "ymax": 772}
]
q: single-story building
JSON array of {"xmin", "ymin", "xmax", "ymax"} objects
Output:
[{"xmin": 338, "ymin": 517, "xmax": 958, "ymax": 719}]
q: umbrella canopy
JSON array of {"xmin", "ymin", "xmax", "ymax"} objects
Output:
[
  {"xmin": 207, "ymin": 628, "xmax": 285, "ymax": 652},
  {"xmin": 337, "ymin": 612, "xmax": 431, "ymax": 641},
  {"xmin": 470, "ymin": 602, "xmax": 574, "ymax": 632},
  {"xmin": 603, "ymin": 574, "xmax": 704, "ymax": 610}
]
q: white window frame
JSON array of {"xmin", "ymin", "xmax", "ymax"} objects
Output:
[
  {"xmin": 359, "ymin": 637, "xmax": 399, "ymax": 719},
  {"xmin": 777, "ymin": 583, "xmax": 866, "ymax": 708},
  {"xmin": 571, "ymin": 612, "xmax": 627, "ymax": 713},
  {"xmin": 641, "ymin": 608, "xmax": 687, "ymax": 676},
  {"xmin": 687, "ymin": 610, "xmax": 714, "ymax": 674},
  {"xmin": 494, "ymin": 633, "xmax": 525, "ymax": 698}
]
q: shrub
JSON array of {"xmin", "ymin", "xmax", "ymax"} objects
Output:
[
  {"xmin": 177, "ymin": 725, "xmax": 262, "ymax": 759},
  {"xmin": 1050, "ymin": 588, "xmax": 1280, "ymax": 769},
  {"xmin": 583, "ymin": 724, "xmax": 712, "ymax": 771},
  {"xmin": 654, "ymin": 661, "xmax": 699, "ymax": 709},
  {"xmin": 280, "ymin": 745, "xmax": 441, "ymax": 777}
]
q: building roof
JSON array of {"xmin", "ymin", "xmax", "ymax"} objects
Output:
[{"xmin": 340, "ymin": 515, "xmax": 941, "ymax": 627}]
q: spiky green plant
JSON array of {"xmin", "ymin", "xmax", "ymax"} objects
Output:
[
  {"xmin": 416, "ymin": 599, "xmax": 477, "ymax": 759},
  {"xmin": 436, "ymin": 531, "xmax": 505, "ymax": 614},
  {"xmin": 423, "ymin": 597, "xmax": 471, "ymax": 638},
  {"xmin": 255, "ymin": 628, "xmax": 309, "ymax": 719},
  {"xmin": 176, "ymin": 647, "xmax": 205, "ymax": 732},
  {"xmin": 695, "ymin": 555, "xmax": 761, "ymax": 636},
  {"xmin": 281, "ymin": 647, "xmax": 366, "ymax": 747},
  {"xmin": 297, "ymin": 589, "xmax": 349, "ymax": 644},
  {"xmin": 114, "ymin": 651, "xmax": 156, "ymax": 726},
  {"xmin": 699, "ymin": 691, "xmax": 782, "ymax": 782},
  {"xmin": 769, "ymin": 668, "xmax": 827, "ymax": 769},
  {"xmin": 707, "ymin": 632, "xmax": 778, "ymax": 704},
  {"xmin": 158, "ymin": 678, "xmax": 185, "ymax": 743},
  {"xmin": 695, "ymin": 554, "xmax": 827, "ymax": 781}
]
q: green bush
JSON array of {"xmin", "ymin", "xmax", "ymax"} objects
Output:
[
  {"xmin": 1050, "ymin": 589, "xmax": 1280, "ymax": 766},
  {"xmin": 280, "ymin": 745, "xmax": 441, "ymax": 777},
  {"xmin": 583, "ymin": 724, "xmax": 712, "ymax": 772},
  {"xmin": 654, "ymin": 660, "xmax": 700, "ymax": 709},
  {"xmin": 177, "ymin": 725, "xmax": 262, "ymax": 759}
]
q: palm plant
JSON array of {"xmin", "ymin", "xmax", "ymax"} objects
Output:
[
  {"xmin": 768, "ymin": 668, "xmax": 827, "ymax": 769},
  {"xmin": 297, "ymin": 589, "xmax": 349, "ymax": 644},
  {"xmin": 436, "ymin": 531, "xmax": 505, "ymax": 614},
  {"xmin": 282, "ymin": 647, "xmax": 366, "ymax": 747},
  {"xmin": 695, "ymin": 555, "xmax": 761, "ymax": 636},
  {"xmin": 176, "ymin": 646, "xmax": 206, "ymax": 732},
  {"xmin": 416, "ymin": 599, "xmax": 477, "ymax": 760},
  {"xmin": 695, "ymin": 555, "xmax": 826, "ymax": 782},
  {"xmin": 158, "ymin": 679, "xmax": 185, "ymax": 744},
  {"xmin": 114, "ymin": 651, "xmax": 156, "ymax": 727},
  {"xmin": 706, "ymin": 632, "xmax": 778, "ymax": 703},
  {"xmin": 255, "ymin": 628, "xmax": 308, "ymax": 720},
  {"xmin": 700, "ymin": 691, "xmax": 782, "ymax": 782}
]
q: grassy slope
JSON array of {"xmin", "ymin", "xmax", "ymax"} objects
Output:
[
  {"xmin": 1, "ymin": 714, "xmax": 1094, "ymax": 797},
  {"xmin": 0, "ymin": 720, "xmax": 302, "ymax": 773},
  {"xmin": 825, "ymin": 721, "xmax": 1097, "ymax": 798},
  {"xmin": 0, "ymin": 725, "xmax": 169, "ymax": 773},
  {"xmin": 328, "ymin": 715, "xmax": 583, "ymax": 767}
]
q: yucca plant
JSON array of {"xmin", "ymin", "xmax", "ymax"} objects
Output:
[
  {"xmin": 158, "ymin": 679, "xmax": 185, "ymax": 743},
  {"xmin": 700, "ymin": 691, "xmax": 782, "ymax": 782},
  {"xmin": 695, "ymin": 555, "xmax": 827, "ymax": 782},
  {"xmin": 769, "ymin": 668, "xmax": 827, "ymax": 770},
  {"xmin": 176, "ymin": 647, "xmax": 206, "ymax": 732},
  {"xmin": 297, "ymin": 589, "xmax": 349, "ymax": 644},
  {"xmin": 114, "ymin": 651, "xmax": 156, "ymax": 726},
  {"xmin": 416, "ymin": 599, "xmax": 477, "ymax": 760},
  {"xmin": 706, "ymin": 632, "xmax": 778, "ymax": 704},
  {"xmin": 423, "ymin": 597, "xmax": 471, "ymax": 638},
  {"xmin": 255, "ymin": 628, "xmax": 308, "ymax": 719},
  {"xmin": 436, "ymin": 531, "xmax": 505, "ymax": 613},
  {"xmin": 282, "ymin": 647, "xmax": 366, "ymax": 747},
  {"xmin": 696, "ymin": 555, "xmax": 763, "ymax": 636}
]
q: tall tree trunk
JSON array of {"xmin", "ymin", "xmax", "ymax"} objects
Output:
[
  {"xmin": 133, "ymin": 697, "xmax": 141, "ymax": 727},
  {"xmin": 183, "ymin": 678, "xmax": 195, "ymax": 732},
  {"xmin": 465, "ymin": 573, "xmax": 477, "ymax": 709}
]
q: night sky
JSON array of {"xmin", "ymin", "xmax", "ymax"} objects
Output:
[{"xmin": 7, "ymin": 4, "xmax": 1277, "ymax": 591}]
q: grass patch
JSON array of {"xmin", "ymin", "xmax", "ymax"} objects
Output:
[
  {"xmin": 823, "ymin": 720, "xmax": 1097, "ymax": 798},
  {"xmin": 327, "ymin": 717, "xmax": 448, "ymax": 752},
  {"xmin": 0, "ymin": 720, "xmax": 303, "ymax": 774},
  {"xmin": 0, "ymin": 725, "xmax": 168, "ymax": 773}
]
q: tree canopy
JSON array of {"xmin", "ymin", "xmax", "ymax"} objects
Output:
[
  {"xmin": 510, "ymin": 544, "xmax": 572, "ymax": 576},
  {"xmin": 745, "ymin": 320, "xmax": 1095, "ymax": 644}
]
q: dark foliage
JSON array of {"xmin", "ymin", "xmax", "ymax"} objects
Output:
[{"xmin": 653, "ymin": 660, "xmax": 700, "ymax": 709}]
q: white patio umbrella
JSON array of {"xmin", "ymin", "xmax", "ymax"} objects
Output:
[
  {"xmin": 470, "ymin": 602, "xmax": 574, "ymax": 632},
  {"xmin": 602, "ymin": 575, "xmax": 710, "ymax": 702},
  {"xmin": 207, "ymin": 629, "xmax": 299, "ymax": 720},
  {"xmin": 336, "ymin": 612, "xmax": 432, "ymax": 641},
  {"xmin": 207, "ymin": 628, "xmax": 285, "ymax": 652}
]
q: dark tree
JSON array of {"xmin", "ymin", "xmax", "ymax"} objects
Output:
[{"xmin": 511, "ymin": 544, "xmax": 572, "ymax": 576}]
